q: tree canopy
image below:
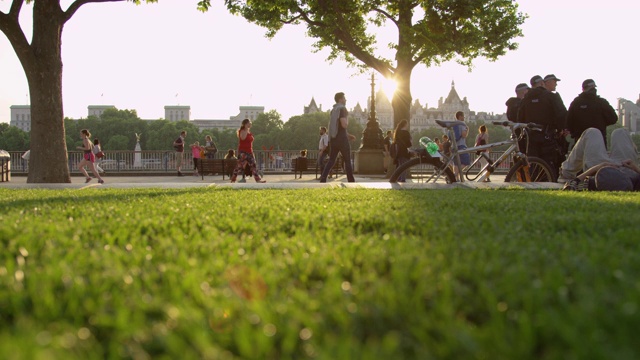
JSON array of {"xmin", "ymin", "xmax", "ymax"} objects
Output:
[{"xmin": 217, "ymin": 0, "xmax": 526, "ymax": 127}]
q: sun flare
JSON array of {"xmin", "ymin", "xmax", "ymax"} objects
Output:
[{"xmin": 379, "ymin": 76, "xmax": 399, "ymax": 98}]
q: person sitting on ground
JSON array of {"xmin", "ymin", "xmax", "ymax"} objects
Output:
[{"xmin": 560, "ymin": 127, "xmax": 640, "ymax": 191}]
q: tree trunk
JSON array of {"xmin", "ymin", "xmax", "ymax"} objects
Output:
[
  {"xmin": 25, "ymin": 2, "xmax": 70, "ymax": 183},
  {"xmin": 391, "ymin": 66, "xmax": 413, "ymax": 130},
  {"xmin": 390, "ymin": 2, "xmax": 414, "ymax": 131}
]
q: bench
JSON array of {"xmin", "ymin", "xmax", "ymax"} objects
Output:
[
  {"xmin": 197, "ymin": 159, "xmax": 227, "ymax": 180},
  {"xmin": 221, "ymin": 158, "xmax": 254, "ymax": 180},
  {"xmin": 291, "ymin": 157, "xmax": 309, "ymax": 179},
  {"xmin": 316, "ymin": 155, "xmax": 344, "ymax": 179}
]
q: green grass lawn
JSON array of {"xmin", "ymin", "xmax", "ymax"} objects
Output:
[{"xmin": 1, "ymin": 188, "xmax": 639, "ymax": 360}]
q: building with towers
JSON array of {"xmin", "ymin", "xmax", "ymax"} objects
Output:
[
  {"xmin": 349, "ymin": 81, "xmax": 479, "ymax": 132},
  {"xmin": 303, "ymin": 97, "xmax": 322, "ymax": 114}
]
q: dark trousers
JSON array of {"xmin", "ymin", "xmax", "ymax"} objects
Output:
[
  {"xmin": 318, "ymin": 151, "xmax": 329, "ymax": 174},
  {"xmin": 320, "ymin": 134, "xmax": 355, "ymax": 182}
]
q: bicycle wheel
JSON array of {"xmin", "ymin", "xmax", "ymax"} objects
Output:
[
  {"xmin": 505, "ymin": 156, "xmax": 555, "ymax": 182},
  {"xmin": 389, "ymin": 157, "xmax": 456, "ymax": 183}
]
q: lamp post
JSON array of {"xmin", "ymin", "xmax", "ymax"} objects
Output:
[
  {"xmin": 359, "ymin": 73, "xmax": 384, "ymax": 150},
  {"xmin": 355, "ymin": 73, "xmax": 385, "ymax": 174}
]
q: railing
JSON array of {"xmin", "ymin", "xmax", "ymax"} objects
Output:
[
  {"xmin": 7, "ymin": 150, "xmax": 355, "ymax": 174},
  {"xmin": 6, "ymin": 150, "xmax": 515, "ymax": 174}
]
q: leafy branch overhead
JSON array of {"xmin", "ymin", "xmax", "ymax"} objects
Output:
[{"xmin": 214, "ymin": 0, "xmax": 526, "ymax": 78}]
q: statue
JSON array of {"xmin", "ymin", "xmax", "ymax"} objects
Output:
[{"xmin": 133, "ymin": 133, "xmax": 142, "ymax": 168}]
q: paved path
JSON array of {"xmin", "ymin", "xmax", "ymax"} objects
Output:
[{"xmin": 1, "ymin": 173, "xmax": 563, "ymax": 190}]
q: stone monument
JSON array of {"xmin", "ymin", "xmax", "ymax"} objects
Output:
[
  {"xmin": 133, "ymin": 133, "xmax": 142, "ymax": 168},
  {"xmin": 355, "ymin": 73, "xmax": 385, "ymax": 174}
]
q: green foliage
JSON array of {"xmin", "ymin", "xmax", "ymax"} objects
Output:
[
  {"xmin": 632, "ymin": 134, "xmax": 640, "ymax": 151},
  {"xmin": 0, "ymin": 188, "xmax": 639, "ymax": 359},
  {"xmin": 221, "ymin": 0, "xmax": 526, "ymax": 126},
  {"xmin": 0, "ymin": 125, "xmax": 29, "ymax": 151}
]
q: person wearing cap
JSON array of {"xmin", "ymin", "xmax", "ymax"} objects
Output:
[
  {"xmin": 505, "ymin": 83, "xmax": 529, "ymax": 121},
  {"xmin": 566, "ymin": 79, "xmax": 617, "ymax": 148},
  {"xmin": 560, "ymin": 127, "xmax": 639, "ymax": 191},
  {"xmin": 544, "ymin": 74, "xmax": 570, "ymax": 163},
  {"xmin": 517, "ymin": 75, "xmax": 564, "ymax": 178}
]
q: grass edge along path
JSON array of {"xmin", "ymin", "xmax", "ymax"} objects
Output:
[{"xmin": 1, "ymin": 188, "xmax": 639, "ymax": 359}]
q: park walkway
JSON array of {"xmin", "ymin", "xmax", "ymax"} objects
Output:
[{"xmin": 1, "ymin": 173, "xmax": 562, "ymax": 190}]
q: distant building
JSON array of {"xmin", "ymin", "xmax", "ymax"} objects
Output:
[
  {"xmin": 191, "ymin": 106, "xmax": 265, "ymax": 132},
  {"xmin": 230, "ymin": 106, "xmax": 264, "ymax": 121},
  {"xmin": 304, "ymin": 97, "xmax": 322, "ymax": 114},
  {"xmin": 164, "ymin": 105, "xmax": 191, "ymax": 122},
  {"xmin": 618, "ymin": 96, "xmax": 640, "ymax": 134},
  {"xmin": 88, "ymin": 105, "xmax": 116, "ymax": 118},
  {"xmin": 10, "ymin": 105, "xmax": 31, "ymax": 132},
  {"xmin": 350, "ymin": 81, "xmax": 473, "ymax": 133}
]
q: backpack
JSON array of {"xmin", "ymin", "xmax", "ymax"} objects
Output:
[{"xmin": 390, "ymin": 142, "xmax": 398, "ymax": 160}]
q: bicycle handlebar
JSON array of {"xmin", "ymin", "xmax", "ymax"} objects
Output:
[{"xmin": 491, "ymin": 121, "xmax": 544, "ymax": 130}]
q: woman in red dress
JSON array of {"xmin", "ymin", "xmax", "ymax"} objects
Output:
[{"xmin": 231, "ymin": 119, "xmax": 266, "ymax": 183}]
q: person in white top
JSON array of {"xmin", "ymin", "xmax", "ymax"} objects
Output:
[{"xmin": 318, "ymin": 126, "xmax": 329, "ymax": 174}]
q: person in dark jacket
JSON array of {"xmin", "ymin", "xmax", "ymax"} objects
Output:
[
  {"xmin": 544, "ymin": 74, "xmax": 568, "ymax": 129},
  {"xmin": 517, "ymin": 75, "xmax": 564, "ymax": 178},
  {"xmin": 544, "ymin": 73, "xmax": 570, "ymax": 158},
  {"xmin": 393, "ymin": 119, "xmax": 412, "ymax": 182},
  {"xmin": 505, "ymin": 83, "xmax": 530, "ymax": 121},
  {"xmin": 567, "ymin": 79, "xmax": 618, "ymax": 148}
]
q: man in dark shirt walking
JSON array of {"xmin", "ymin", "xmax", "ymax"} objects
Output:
[
  {"xmin": 319, "ymin": 92, "xmax": 356, "ymax": 183},
  {"xmin": 567, "ymin": 79, "xmax": 618, "ymax": 148}
]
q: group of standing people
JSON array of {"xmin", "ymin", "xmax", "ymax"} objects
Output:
[{"xmin": 506, "ymin": 74, "xmax": 638, "ymax": 191}]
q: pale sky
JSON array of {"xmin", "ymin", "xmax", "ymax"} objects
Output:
[{"xmin": 1, "ymin": 0, "xmax": 639, "ymax": 125}]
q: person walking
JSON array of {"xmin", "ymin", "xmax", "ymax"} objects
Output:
[
  {"xmin": 452, "ymin": 111, "xmax": 470, "ymax": 180},
  {"xmin": 318, "ymin": 126, "xmax": 329, "ymax": 175},
  {"xmin": 383, "ymin": 129, "xmax": 393, "ymax": 173},
  {"xmin": 230, "ymin": 119, "xmax": 266, "ymax": 183},
  {"xmin": 474, "ymin": 125, "xmax": 490, "ymax": 182},
  {"xmin": 392, "ymin": 119, "xmax": 412, "ymax": 182},
  {"xmin": 190, "ymin": 141, "xmax": 202, "ymax": 176},
  {"xmin": 92, "ymin": 138, "xmax": 105, "ymax": 174},
  {"xmin": 173, "ymin": 130, "xmax": 186, "ymax": 176},
  {"xmin": 567, "ymin": 79, "xmax": 618, "ymax": 148},
  {"xmin": 442, "ymin": 134, "xmax": 452, "ymax": 158},
  {"xmin": 77, "ymin": 129, "xmax": 104, "ymax": 184},
  {"xmin": 319, "ymin": 92, "xmax": 356, "ymax": 183}
]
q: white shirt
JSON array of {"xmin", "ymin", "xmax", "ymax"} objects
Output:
[{"xmin": 319, "ymin": 133, "xmax": 329, "ymax": 150}]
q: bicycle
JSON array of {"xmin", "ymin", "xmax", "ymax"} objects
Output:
[{"xmin": 389, "ymin": 120, "xmax": 555, "ymax": 184}]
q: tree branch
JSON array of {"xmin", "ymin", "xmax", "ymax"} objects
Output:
[
  {"xmin": 281, "ymin": 14, "xmax": 302, "ymax": 25},
  {"xmin": 63, "ymin": 0, "xmax": 126, "ymax": 23},
  {"xmin": 8, "ymin": 0, "xmax": 25, "ymax": 20},
  {"xmin": 0, "ymin": 0, "xmax": 31, "ymax": 66},
  {"xmin": 292, "ymin": 5, "xmax": 322, "ymax": 27},
  {"xmin": 372, "ymin": 7, "xmax": 398, "ymax": 27}
]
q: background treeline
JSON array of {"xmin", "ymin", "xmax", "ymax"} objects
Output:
[
  {"xmin": 1, "ymin": 108, "xmax": 636, "ymax": 152},
  {"xmin": 0, "ymin": 109, "xmax": 363, "ymax": 153}
]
